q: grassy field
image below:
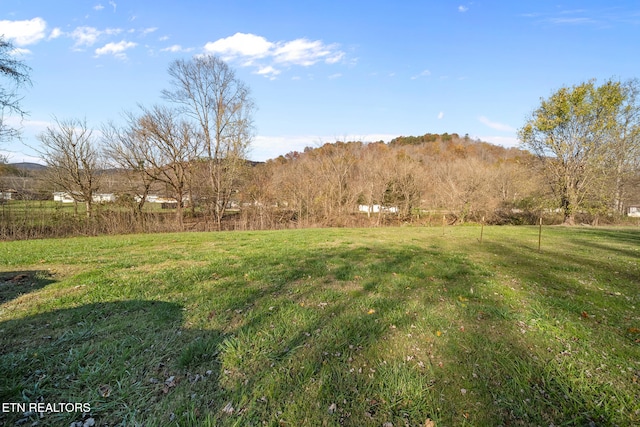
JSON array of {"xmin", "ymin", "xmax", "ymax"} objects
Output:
[
  {"xmin": 0, "ymin": 199, "xmax": 173, "ymax": 219},
  {"xmin": 0, "ymin": 226, "xmax": 639, "ymax": 426}
]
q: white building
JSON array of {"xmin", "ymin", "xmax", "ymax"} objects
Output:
[
  {"xmin": 53, "ymin": 192, "xmax": 116, "ymax": 203},
  {"xmin": 134, "ymin": 194, "xmax": 190, "ymax": 204},
  {"xmin": 53, "ymin": 192, "xmax": 75, "ymax": 203},
  {"xmin": 358, "ymin": 204, "xmax": 399, "ymax": 214}
]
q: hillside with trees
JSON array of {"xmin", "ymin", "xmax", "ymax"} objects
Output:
[
  {"xmin": 242, "ymin": 134, "xmax": 540, "ymax": 228},
  {"xmin": 2, "ymin": 126, "xmax": 640, "ymax": 240}
]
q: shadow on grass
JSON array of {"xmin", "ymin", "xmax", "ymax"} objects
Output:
[
  {"xmin": 0, "ymin": 270, "xmax": 55, "ymax": 304},
  {"xmin": 145, "ymin": 239, "xmax": 638, "ymax": 425},
  {"xmin": 203, "ymin": 245, "xmax": 450, "ymax": 425},
  {"xmin": 573, "ymin": 227, "xmax": 640, "ymax": 246},
  {"xmin": 558, "ymin": 227, "xmax": 640, "ymax": 261},
  {"xmin": 472, "ymin": 233, "xmax": 640, "ymax": 425},
  {"xmin": 0, "ymin": 300, "xmax": 225, "ymax": 426}
]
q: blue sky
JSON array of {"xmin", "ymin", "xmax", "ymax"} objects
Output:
[{"xmin": 1, "ymin": 1, "xmax": 639, "ymax": 162}]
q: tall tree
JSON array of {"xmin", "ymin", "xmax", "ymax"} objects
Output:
[
  {"xmin": 38, "ymin": 118, "xmax": 102, "ymax": 218},
  {"xmin": 518, "ymin": 80, "xmax": 624, "ymax": 225},
  {"xmin": 0, "ymin": 36, "xmax": 32, "ymax": 144},
  {"xmin": 162, "ymin": 55, "xmax": 255, "ymax": 230}
]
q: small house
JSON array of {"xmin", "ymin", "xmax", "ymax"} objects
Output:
[
  {"xmin": 53, "ymin": 192, "xmax": 75, "ymax": 203},
  {"xmin": 0, "ymin": 190, "xmax": 16, "ymax": 201},
  {"xmin": 53, "ymin": 192, "xmax": 117, "ymax": 203},
  {"xmin": 358, "ymin": 204, "xmax": 399, "ymax": 214}
]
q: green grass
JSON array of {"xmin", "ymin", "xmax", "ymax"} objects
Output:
[
  {"xmin": 1, "ymin": 226, "xmax": 639, "ymax": 426},
  {"xmin": 0, "ymin": 199, "xmax": 172, "ymax": 219}
]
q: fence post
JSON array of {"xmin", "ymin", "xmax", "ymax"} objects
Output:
[
  {"xmin": 538, "ymin": 217, "xmax": 542, "ymax": 252},
  {"xmin": 480, "ymin": 216, "xmax": 484, "ymax": 244}
]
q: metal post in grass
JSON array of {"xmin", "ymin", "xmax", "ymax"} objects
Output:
[
  {"xmin": 538, "ymin": 217, "xmax": 542, "ymax": 252},
  {"xmin": 480, "ymin": 216, "xmax": 484, "ymax": 244}
]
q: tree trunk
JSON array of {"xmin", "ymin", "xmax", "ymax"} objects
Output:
[{"xmin": 562, "ymin": 183, "xmax": 578, "ymax": 225}]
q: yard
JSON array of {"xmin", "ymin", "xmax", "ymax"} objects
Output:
[{"xmin": 1, "ymin": 226, "xmax": 639, "ymax": 426}]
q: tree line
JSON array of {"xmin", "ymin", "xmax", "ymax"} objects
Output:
[{"xmin": 1, "ymin": 35, "xmax": 639, "ymax": 239}]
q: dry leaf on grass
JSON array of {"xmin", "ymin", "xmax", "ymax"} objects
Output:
[{"xmin": 98, "ymin": 384, "xmax": 111, "ymax": 398}]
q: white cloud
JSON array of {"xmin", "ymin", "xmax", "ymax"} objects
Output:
[
  {"xmin": 272, "ymin": 38, "xmax": 338, "ymax": 66},
  {"xmin": 478, "ymin": 116, "xmax": 515, "ymax": 132},
  {"xmin": 411, "ymin": 69, "xmax": 431, "ymax": 80},
  {"xmin": 251, "ymin": 135, "xmax": 312, "ymax": 160},
  {"xmin": 95, "ymin": 40, "xmax": 137, "ymax": 59},
  {"xmin": 328, "ymin": 73, "xmax": 342, "ymax": 79},
  {"xmin": 548, "ymin": 17, "xmax": 595, "ymax": 25},
  {"xmin": 0, "ymin": 149, "xmax": 44, "ymax": 164},
  {"xmin": 360, "ymin": 133, "xmax": 399, "ymax": 143},
  {"xmin": 70, "ymin": 27, "xmax": 101, "ymax": 47},
  {"xmin": 256, "ymin": 65, "xmax": 280, "ymax": 79},
  {"xmin": 49, "ymin": 27, "xmax": 62, "ymax": 40},
  {"xmin": 524, "ymin": 9, "xmax": 609, "ymax": 27},
  {"xmin": 458, "ymin": 5, "xmax": 469, "ymax": 13},
  {"xmin": 94, "ymin": 4, "xmax": 105, "ymax": 11},
  {"xmin": 161, "ymin": 44, "xmax": 190, "ymax": 53},
  {"xmin": 109, "ymin": 1, "xmax": 117, "ymax": 12},
  {"xmin": 141, "ymin": 27, "xmax": 158, "ymax": 36},
  {"xmin": 9, "ymin": 47, "xmax": 31, "ymax": 56},
  {"xmin": 69, "ymin": 26, "xmax": 122, "ymax": 48},
  {"xmin": 326, "ymin": 51, "xmax": 345, "ymax": 64},
  {"xmin": 0, "ymin": 17, "xmax": 47, "ymax": 46},
  {"xmin": 437, "ymin": 111, "xmax": 444, "ymax": 120},
  {"xmin": 203, "ymin": 32, "xmax": 345, "ymax": 79},
  {"xmin": 3, "ymin": 116, "xmax": 51, "ymax": 131},
  {"xmin": 204, "ymin": 33, "xmax": 273, "ymax": 60}
]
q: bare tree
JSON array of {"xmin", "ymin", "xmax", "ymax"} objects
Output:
[
  {"xmin": 310, "ymin": 142, "xmax": 360, "ymax": 222},
  {"xmin": 384, "ymin": 153, "xmax": 423, "ymax": 220},
  {"xmin": 102, "ymin": 116, "xmax": 157, "ymax": 219},
  {"xmin": 104, "ymin": 106, "xmax": 201, "ymax": 228},
  {"xmin": 355, "ymin": 142, "xmax": 393, "ymax": 225},
  {"xmin": 240, "ymin": 162, "xmax": 277, "ymax": 229},
  {"xmin": 38, "ymin": 118, "xmax": 102, "ymax": 218},
  {"xmin": 1, "ymin": 36, "xmax": 32, "ymax": 144},
  {"xmin": 162, "ymin": 55, "xmax": 255, "ymax": 229}
]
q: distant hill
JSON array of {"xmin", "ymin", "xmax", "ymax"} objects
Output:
[{"xmin": 8, "ymin": 162, "xmax": 47, "ymax": 171}]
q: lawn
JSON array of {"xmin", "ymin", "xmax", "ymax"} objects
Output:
[{"xmin": 0, "ymin": 226, "xmax": 639, "ymax": 426}]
